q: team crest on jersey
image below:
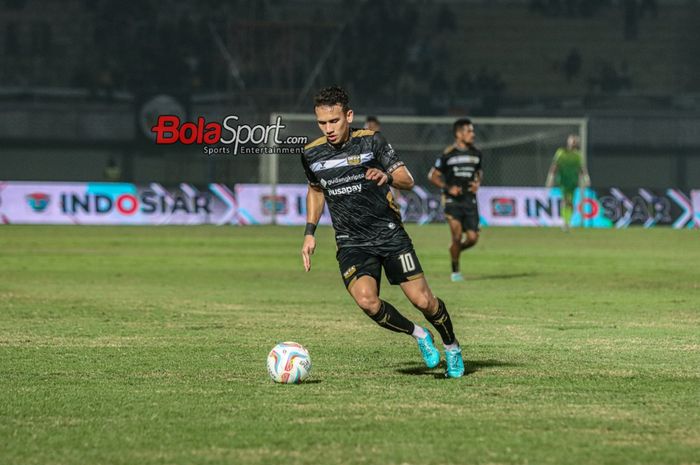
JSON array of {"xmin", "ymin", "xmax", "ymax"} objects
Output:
[
  {"xmin": 343, "ymin": 265, "xmax": 357, "ymax": 279},
  {"xmin": 346, "ymin": 154, "xmax": 361, "ymax": 165}
]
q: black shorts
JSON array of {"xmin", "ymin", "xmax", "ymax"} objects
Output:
[
  {"xmin": 445, "ymin": 201, "xmax": 480, "ymax": 232},
  {"xmin": 336, "ymin": 238, "xmax": 424, "ymax": 289}
]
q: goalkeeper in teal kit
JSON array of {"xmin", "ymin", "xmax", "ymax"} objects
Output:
[{"xmin": 546, "ymin": 135, "xmax": 591, "ymax": 230}]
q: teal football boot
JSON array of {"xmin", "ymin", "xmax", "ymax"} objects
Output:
[
  {"xmin": 445, "ymin": 346, "xmax": 465, "ymax": 378},
  {"xmin": 415, "ymin": 328, "xmax": 440, "ymax": 369}
]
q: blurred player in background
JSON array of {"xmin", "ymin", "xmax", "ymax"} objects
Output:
[
  {"xmin": 428, "ymin": 119, "xmax": 483, "ymax": 282},
  {"xmin": 546, "ymin": 134, "xmax": 591, "ymax": 231},
  {"xmin": 103, "ymin": 157, "xmax": 122, "ymax": 182},
  {"xmin": 301, "ymin": 87, "xmax": 465, "ymax": 378},
  {"xmin": 364, "ymin": 115, "xmax": 381, "ymax": 131}
]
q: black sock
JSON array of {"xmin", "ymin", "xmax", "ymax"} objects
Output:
[
  {"xmin": 426, "ymin": 298, "xmax": 456, "ymax": 345},
  {"xmin": 451, "ymin": 261, "xmax": 459, "ymax": 273},
  {"xmin": 370, "ymin": 300, "xmax": 415, "ymax": 335}
]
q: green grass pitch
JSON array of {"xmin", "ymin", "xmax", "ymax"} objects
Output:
[{"xmin": 1, "ymin": 225, "xmax": 698, "ymax": 465}]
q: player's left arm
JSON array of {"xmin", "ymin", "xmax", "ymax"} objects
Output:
[
  {"xmin": 469, "ymin": 169, "xmax": 483, "ymax": 193},
  {"xmin": 384, "ymin": 165, "xmax": 415, "ymax": 190},
  {"xmin": 469, "ymin": 151, "xmax": 484, "ymax": 193},
  {"xmin": 367, "ymin": 132, "xmax": 414, "ymax": 190},
  {"xmin": 579, "ymin": 164, "xmax": 591, "ymax": 187}
]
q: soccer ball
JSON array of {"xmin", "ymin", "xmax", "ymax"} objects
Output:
[{"xmin": 267, "ymin": 342, "xmax": 312, "ymax": 384}]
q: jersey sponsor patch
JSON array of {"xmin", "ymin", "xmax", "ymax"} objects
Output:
[
  {"xmin": 453, "ymin": 166, "xmax": 476, "ymax": 177},
  {"xmin": 446, "ymin": 155, "xmax": 481, "ymax": 165},
  {"xmin": 327, "ymin": 183, "xmax": 362, "ymax": 196},
  {"xmin": 301, "ymin": 129, "xmax": 406, "ymax": 248},
  {"xmin": 324, "ymin": 173, "xmax": 365, "ymax": 187},
  {"xmin": 310, "ymin": 152, "xmax": 374, "ymax": 172}
]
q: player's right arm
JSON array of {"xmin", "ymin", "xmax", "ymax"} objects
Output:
[
  {"xmin": 301, "ymin": 184, "xmax": 324, "ymax": 272},
  {"xmin": 428, "ymin": 158, "xmax": 461, "ymax": 196},
  {"xmin": 545, "ymin": 150, "xmax": 561, "ymax": 188},
  {"xmin": 300, "ymin": 153, "xmax": 324, "ymax": 272}
]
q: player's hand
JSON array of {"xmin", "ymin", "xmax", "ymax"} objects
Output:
[
  {"xmin": 301, "ymin": 235, "xmax": 316, "ymax": 272},
  {"xmin": 447, "ymin": 185, "xmax": 462, "ymax": 196},
  {"xmin": 468, "ymin": 179, "xmax": 480, "ymax": 193},
  {"xmin": 365, "ymin": 168, "xmax": 389, "ymax": 186}
]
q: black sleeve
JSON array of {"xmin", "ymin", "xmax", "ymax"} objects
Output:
[
  {"xmin": 300, "ymin": 153, "xmax": 320, "ymax": 186},
  {"xmin": 372, "ymin": 132, "xmax": 404, "ymax": 173},
  {"xmin": 476, "ymin": 148, "xmax": 483, "ymax": 172},
  {"xmin": 433, "ymin": 156, "xmax": 444, "ymax": 172}
]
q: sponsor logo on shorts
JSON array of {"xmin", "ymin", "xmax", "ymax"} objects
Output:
[
  {"xmin": 327, "ymin": 184, "xmax": 362, "ymax": 196},
  {"xmin": 343, "ymin": 265, "xmax": 357, "ymax": 279}
]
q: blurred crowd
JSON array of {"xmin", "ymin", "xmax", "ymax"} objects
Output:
[{"xmin": 0, "ymin": 0, "xmax": 688, "ymax": 115}]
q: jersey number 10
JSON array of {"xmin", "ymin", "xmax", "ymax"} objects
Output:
[{"xmin": 398, "ymin": 253, "xmax": 416, "ymax": 273}]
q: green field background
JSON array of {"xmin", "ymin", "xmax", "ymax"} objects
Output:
[{"xmin": 1, "ymin": 225, "xmax": 698, "ymax": 465}]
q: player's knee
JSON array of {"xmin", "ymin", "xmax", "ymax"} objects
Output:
[
  {"xmin": 467, "ymin": 232, "xmax": 479, "ymax": 244},
  {"xmin": 411, "ymin": 292, "xmax": 434, "ymax": 313},
  {"xmin": 355, "ymin": 293, "xmax": 381, "ymax": 315}
]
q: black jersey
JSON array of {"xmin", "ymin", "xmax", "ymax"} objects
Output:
[
  {"xmin": 301, "ymin": 129, "xmax": 408, "ymax": 248},
  {"xmin": 434, "ymin": 144, "xmax": 483, "ymax": 205}
]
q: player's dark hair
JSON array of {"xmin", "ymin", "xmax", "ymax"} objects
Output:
[
  {"xmin": 314, "ymin": 86, "xmax": 350, "ymax": 112},
  {"xmin": 453, "ymin": 118, "xmax": 472, "ymax": 135},
  {"xmin": 366, "ymin": 116, "xmax": 379, "ymax": 124}
]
